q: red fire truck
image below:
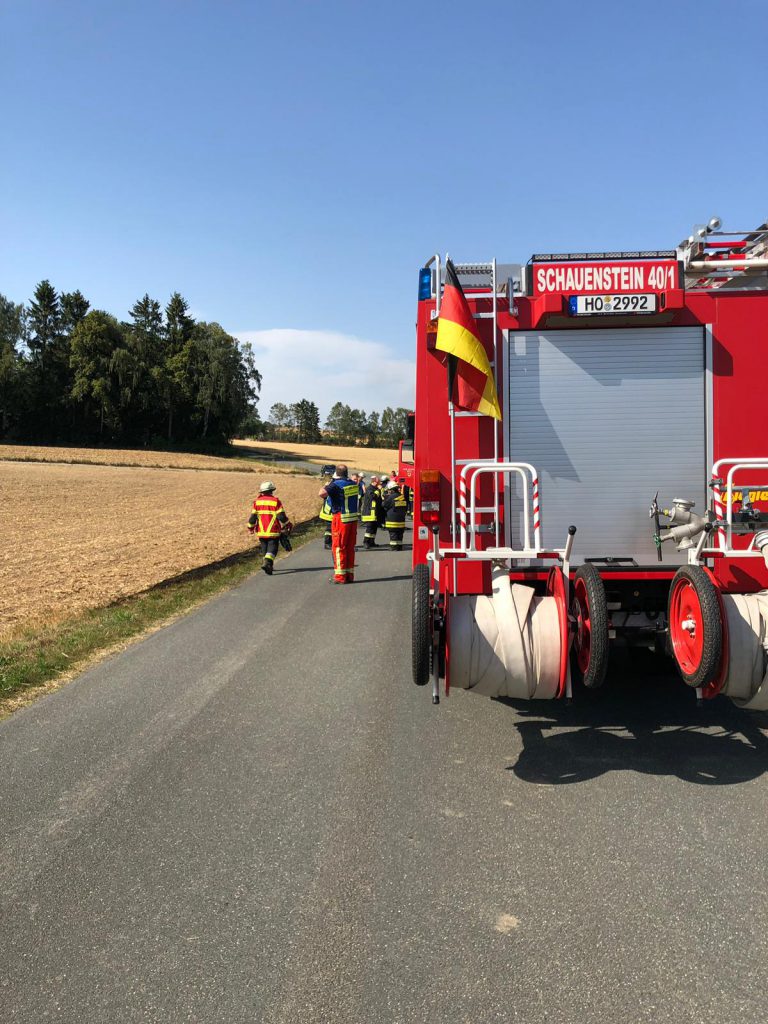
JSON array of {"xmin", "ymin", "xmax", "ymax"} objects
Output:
[{"xmin": 410, "ymin": 217, "xmax": 768, "ymax": 708}]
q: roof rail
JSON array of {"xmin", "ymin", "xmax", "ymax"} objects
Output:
[{"xmin": 678, "ymin": 217, "xmax": 768, "ymax": 290}]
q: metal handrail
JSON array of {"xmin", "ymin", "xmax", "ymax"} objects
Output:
[
  {"xmin": 457, "ymin": 461, "xmax": 541, "ymax": 555},
  {"xmin": 422, "ymin": 253, "xmax": 442, "ymax": 316},
  {"xmin": 725, "ymin": 461, "xmax": 768, "ymax": 548}
]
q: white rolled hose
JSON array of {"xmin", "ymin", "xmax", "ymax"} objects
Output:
[
  {"xmin": 720, "ymin": 592, "xmax": 768, "ymax": 710},
  {"xmin": 450, "ymin": 567, "xmax": 561, "ymax": 699}
]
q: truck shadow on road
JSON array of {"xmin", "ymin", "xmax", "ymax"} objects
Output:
[{"xmin": 499, "ymin": 663, "xmax": 768, "ymax": 786}]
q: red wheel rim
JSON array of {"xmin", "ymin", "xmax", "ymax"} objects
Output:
[
  {"xmin": 669, "ymin": 576, "xmax": 706, "ymax": 675},
  {"xmin": 572, "ymin": 577, "xmax": 591, "ymax": 674},
  {"xmin": 547, "ymin": 566, "xmax": 569, "ymax": 698}
]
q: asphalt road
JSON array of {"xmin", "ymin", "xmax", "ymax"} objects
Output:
[{"xmin": 2, "ymin": 533, "xmax": 768, "ymax": 1023}]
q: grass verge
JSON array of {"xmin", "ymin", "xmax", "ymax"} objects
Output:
[{"xmin": 0, "ymin": 519, "xmax": 325, "ymax": 720}]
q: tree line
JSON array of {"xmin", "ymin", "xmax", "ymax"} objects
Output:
[
  {"xmin": 251, "ymin": 401, "xmax": 411, "ymax": 447},
  {"xmin": 0, "ymin": 281, "xmax": 261, "ymax": 446}
]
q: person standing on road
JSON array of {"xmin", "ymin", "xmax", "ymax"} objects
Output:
[
  {"xmin": 319, "ymin": 464, "xmax": 359, "ymax": 583},
  {"xmin": 247, "ymin": 481, "xmax": 293, "ymax": 576},
  {"xmin": 382, "ymin": 479, "xmax": 407, "ymax": 551},
  {"xmin": 319, "ymin": 491, "xmax": 333, "ymax": 550},
  {"xmin": 402, "ymin": 482, "xmax": 412, "ymax": 516},
  {"xmin": 360, "ymin": 475, "xmax": 382, "ymax": 548}
]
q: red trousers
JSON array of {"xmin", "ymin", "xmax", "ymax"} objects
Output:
[{"xmin": 331, "ymin": 514, "xmax": 357, "ymax": 583}]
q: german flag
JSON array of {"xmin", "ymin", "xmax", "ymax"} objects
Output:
[{"xmin": 434, "ymin": 260, "xmax": 501, "ymax": 419}]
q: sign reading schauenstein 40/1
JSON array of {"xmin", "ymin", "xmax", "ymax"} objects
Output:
[{"xmin": 532, "ymin": 259, "xmax": 680, "ymax": 297}]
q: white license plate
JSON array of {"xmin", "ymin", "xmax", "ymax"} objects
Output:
[{"xmin": 568, "ymin": 293, "xmax": 657, "ymax": 315}]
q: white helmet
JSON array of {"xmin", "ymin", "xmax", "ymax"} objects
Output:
[
  {"xmin": 386, "ymin": 480, "xmax": 399, "ymax": 490},
  {"xmin": 259, "ymin": 480, "xmax": 276, "ymax": 493}
]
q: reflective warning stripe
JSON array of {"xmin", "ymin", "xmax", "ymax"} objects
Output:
[{"xmin": 253, "ymin": 497, "xmax": 283, "ymax": 536}]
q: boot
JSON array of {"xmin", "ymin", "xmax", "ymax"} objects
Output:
[{"xmin": 261, "ymin": 561, "xmax": 273, "ymax": 576}]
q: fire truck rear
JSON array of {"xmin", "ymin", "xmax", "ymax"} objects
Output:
[{"xmin": 410, "ymin": 217, "xmax": 768, "ymax": 708}]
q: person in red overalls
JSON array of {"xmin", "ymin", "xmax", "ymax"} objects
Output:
[
  {"xmin": 247, "ymin": 481, "xmax": 292, "ymax": 576},
  {"xmin": 318, "ymin": 464, "xmax": 360, "ymax": 584}
]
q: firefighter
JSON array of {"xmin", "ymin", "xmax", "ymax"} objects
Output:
[
  {"xmin": 382, "ymin": 479, "xmax": 407, "ymax": 550},
  {"xmin": 319, "ymin": 492, "xmax": 333, "ymax": 549},
  {"xmin": 402, "ymin": 482, "xmax": 412, "ymax": 516},
  {"xmin": 360, "ymin": 475, "xmax": 382, "ymax": 548},
  {"xmin": 351, "ymin": 473, "xmax": 365, "ymax": 523},
  {"xmin": 319, "ymin": 464, "xmax": 360, "ymax": 584},
  {"xmin": 247, "ymin": 481, "xmax": 292, "ymax": 576}
]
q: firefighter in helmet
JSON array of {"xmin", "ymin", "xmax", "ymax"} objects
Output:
[
  {"xmin": 247, "ymin": 481, "xmax": 293, "ymax": 575},
  {"xmin": 382, "ymin": 479, "xmax": 407, "ymax": 551},
  {"xmin": 360, "ymin": 474, "xmax": 382, "ymax": 548}
]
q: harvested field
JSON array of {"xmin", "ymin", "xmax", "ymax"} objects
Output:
[
  {"xmin": 0, "ymin": 443, "xmax": 269, "ymax": 474},
  {"xmin": 0, "ymin": 462, "xmax": 319, "ymax": 641},
  {"xmin": 233, "ymin": 440, "xmax": 399, "ymax": 474}
]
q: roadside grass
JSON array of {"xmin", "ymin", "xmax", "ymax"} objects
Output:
[{"xmin": 0, "ymin": 519, "xmax": 325, "ymax": 719}]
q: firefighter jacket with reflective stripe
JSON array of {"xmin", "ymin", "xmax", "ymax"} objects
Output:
[
  {"xmin": 319, "ymin": 496, "xmax": 333, "ymax": 522},
  {"xmin": 248, "ymin": 495, "xmax": 289, "ymax": 538},
  {"xmin": 323, "ymin": 478, "xmax": 359, "ymax": 523},
  {"xmin": 382, "ymin": 490, "xmax": 407, "ymax": 529},
  {"xmin": 360, "ymin": 484, "xmax": 381, "ymax": 523}
]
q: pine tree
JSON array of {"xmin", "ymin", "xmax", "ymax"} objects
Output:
[
  {"xmin": 155, "ymin": 292, "xmax": 196, "ymax": 441},
  {"xmin": 27, "ymin": 280, "xmax": 61, "ymax": 363},
  {"xmin": 60, "ymin": 290, "xmax": 91, "ymax": 333},
  {"xmin": 292, "ymin": 399, "xmax": 321, "ymax": 442}
]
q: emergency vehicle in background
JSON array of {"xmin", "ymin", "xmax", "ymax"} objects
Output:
[
  {"xmin": 410, "ymin": 216, "xmax": 768, "ymax": 708},
  {"xmin": 394, "ymin": 412, "xmax": 415, "ymax": 491}
]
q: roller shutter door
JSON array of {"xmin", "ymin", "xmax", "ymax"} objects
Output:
[{"xmin": 506, "ymin": 327, "xmax": 706, "ymax": 565}]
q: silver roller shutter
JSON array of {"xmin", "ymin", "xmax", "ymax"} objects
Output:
[{"xmin": 506, "ymin": 327, "xmax": 706, "ymax": 565}]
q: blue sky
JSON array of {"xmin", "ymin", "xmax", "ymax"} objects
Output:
[{"xmin": 2, "ymin": 0, "xmax": 767, "ymax": 417}]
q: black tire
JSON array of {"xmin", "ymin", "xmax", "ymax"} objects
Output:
[
  {"xmin": 412, "ymin": 563, "xmax": 432, "ymax": 686},
  {"xmin": 667, "ymin": 565, "xmax": 722, "ymax": 688},
  {"xmin": 571, "ymin": 563, "xmax": 609, "ymax": 689}
]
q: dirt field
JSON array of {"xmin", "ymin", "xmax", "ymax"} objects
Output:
[
  {"xmin": 0, "ymin": 443, "xmax": 268, "ymax": 473},
  {"xmin": 233, "ymin": 440, "xmax": 399, "ymax": 474},
  {"xmin": 0, "ymin": 462, "xmax": 320, "ymax": 641}
]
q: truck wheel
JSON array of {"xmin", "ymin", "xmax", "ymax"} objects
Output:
[
  {"xmin": 571, "ymin": 563, "xmax": 609, "ymax": 689},
  {"xmin": 668, "ymin": 565, "xmax": 722, "ymax": 688},
  {"xmin": 412, "ymin": 563, "xmax": 432, "ymax": 686}
]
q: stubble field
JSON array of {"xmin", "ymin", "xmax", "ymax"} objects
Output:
[
  {"xmin": 233, "ymin": 439, "xmax": 399, "ymax": 474},
  {"xmin": 0, "ymin": 443, "xmax": 268, "ymax": 473},
  {"xmin": 0, "ymin": 460, "xmax": 320, "ymax": 641}
]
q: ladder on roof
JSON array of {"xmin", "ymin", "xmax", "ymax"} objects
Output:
[
  {"xmin": 678, "ymin": 217, "xmax": 768, "ymax": 289},
  {"xmin": 426, "ymin": 255, "xmax": 504, "ymax": 553}
]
